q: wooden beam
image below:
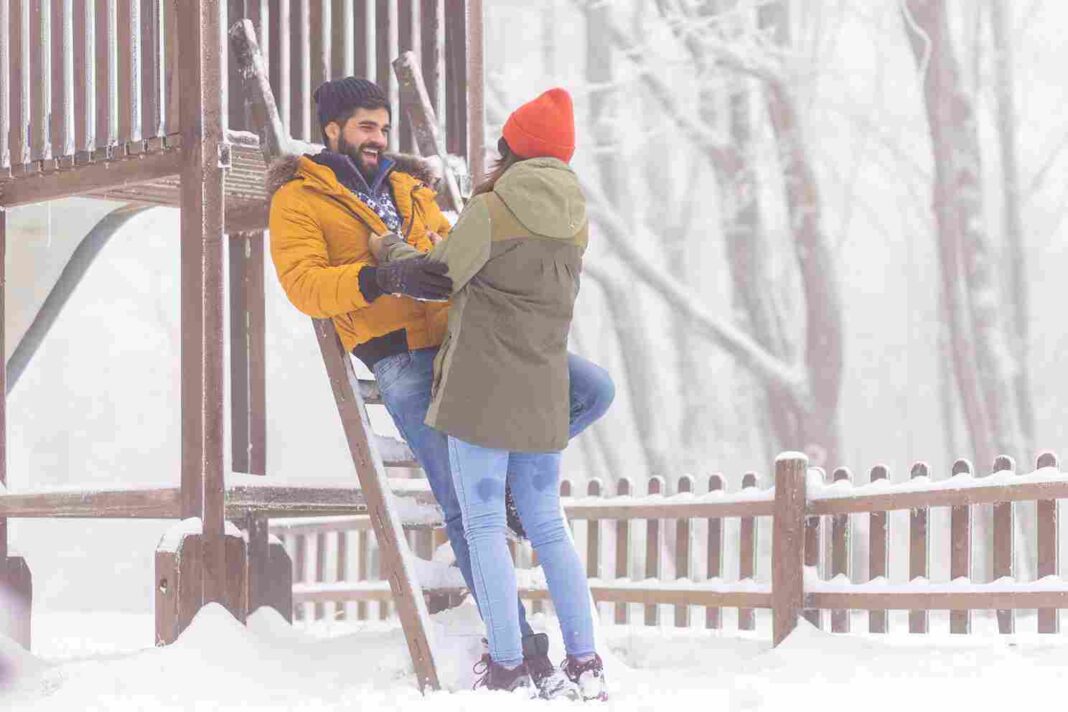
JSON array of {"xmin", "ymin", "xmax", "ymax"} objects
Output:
[
  {"xmin": 807, "ymin": 590, "xmax": 1068, "ymax": 611},
  {"xmin": 0, "ymin": 146, "xmax": 182, "ymax": 207},
  {"xmin": 808, "ymin": 478, "xmax": 1068, "ymax": 515},
  {"xmin": 178, "ymin": 0, "xmax": 227, "ymax": 608},
  {"xmin": 465, "ymin": 0, "xmax": 483, "ymax": 181},
  {"xmin": 0, "ymin": 209, "xmax": 6, "ymax": 558}
]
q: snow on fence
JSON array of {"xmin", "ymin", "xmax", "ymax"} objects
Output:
[{"xmin": 269, "ymin": 451, "xmax": 1068, "ymax": 641}]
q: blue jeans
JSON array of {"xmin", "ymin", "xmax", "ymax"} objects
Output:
[
  {"xmin": 449, "ymin": 439, "xmax": 596, "ymax": 666},
  {"xmin": 371, "ymin": 349, "xmax": 614, "ymax": 640}
]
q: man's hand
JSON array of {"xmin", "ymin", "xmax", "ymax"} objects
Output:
[{"xmin": 374, "ymin": 257, "xmax": 452, "ymax": 301}]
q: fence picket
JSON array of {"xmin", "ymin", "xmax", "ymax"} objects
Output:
[
  {"xmin": 868, "ymin": 465, "xmax": 889, "ymax": 633},
  {"xmin": 644, "ymin": 476, "xmax": 663, "ymax": 626},
  {"xmin": 993, "ymin": 455, "xmax": 1016, "ymax": 634},
  {"xmin": 738, "ymin": 473, "xmax": 758, "ymax": 631},
  {"xmin": 674, "ymin": 475, "xmax": 693, "ymax": 627},
  {"xmin": 909, "ymin": 462, "xmax": 930, "ymax": 633},
  {"xmin": 615, "ymin": 477, "xmax": 631, "ymax": 624},
  {"xmin": 356, "ymin": 529, "xmax": 368, "ymax": 620},
  {"xmin": 803, "ymin": 503, "xmax": 822, "ymax": 628},
  {"xmin": 1037, "ymin": 451, "xmax": 1059, "ymax": 633},
  {"xmin": 587, "ymin": 478, "xmax": 602, "ymax": 582},
  {"xmin": 706, "ymin": 474, "xmax": 724, "ymax": 629},
  {"xmin": 831, "ymin": 467, "xmax": 852, "ymax": 632},
  {"xmin": 336, "ymin": 529, "xmax": 348, "ymax": 621},
  {"xmin": 294, "ymin": 534, "xmax": 306, "ymax": 621},
  {"xmin": 950, "ymin": 458, "xmax": 973, "ymax": 634}
]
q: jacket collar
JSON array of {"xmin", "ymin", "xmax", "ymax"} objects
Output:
[{"xmin": 310, "ymin": 149, "xmax": 396, "ymax": 196}]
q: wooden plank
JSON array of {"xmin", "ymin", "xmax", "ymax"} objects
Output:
[
  {"xmin": 909, "ymin": 462, "xmax": 929, "ymax": 633},
  {"xmin": 738, "ymin": 472, "xmax": 757, "ymax": 630},
  {"xmin": 29, "ymin": 0, "xmax": 47, "ymax": 161},
  {"xmin": 397, "ymin": 0, "xmax": 413, "ymax": 152},
  {"xmin": 0, "ymin": 0, "xmax": 10, "ymax": 170},
  {"xmin": 245, "ymin": 512, "xmax": 270, "ymax": 615},
  {"xmin": 950, "ymin": 458, "xmax": 973, "ymax": 634},
  {"xmin": 72, "ymin": 0, "xmax": 92, "ymax": 154},
  {"xmin": 554, "ymin": 496, "xmax": 775, "ymax": 522},
  {"xmin": 296, "ymin": 581, "xmax": 774, "ymax": 609},
  {"xmin": 614, "ymin": 477, "xmax": 630, "ymax": 624},
  {"xmin": 644, "ymin": 475, "xmax": 663, "ymax": 626},
  {"xmin": 270, "ymin": 0, "xmax": 289, "ymax": 134},
  {"xmin": 50, "ymin": 0, "xmax": 73, "ymax": 159},
  {"xmin": 992, "ymin": 455, "xmax": 1015, "ymax": 633},
  {"xmin": 356, "ymin": 529, "xmax": 368, "ymax": 619},
  {"xmin": 0, "ymin": 487, "xmax": 181, "ymax": 518},
  {"xmin": 442, "ymin": 0, "xmax": 464, "ymax": 157},
  {"xmin": 162, "ymin": 0, "xmax": 177, "ymax": 135},
  {"xmin": 420, "ymin": 0, "xmax": 442, "ymax": 124},
  {"xmin": 309, "ymin": 0, "xmax": 325, "ymax": 97},
  {"xmin": 178, "ymin": 0, "xmax": 227, "ymax": 610},
  {"xmin": 465, "ymin": 0, "xmax": 482, "ymax": 180},
  {"xmin": 336, "ymin": 529, "xmax": 348, "ymax": 620},
  {"xmin": 95, "ymin": 0, "xmax": 114, "ymax": 152},
  {"xmin": 674, "ymin": 475, "xmax": 693, "ymax": 627},
  {"xmin": 586, "ymin": 478, "xmax": 602, "ymax": 580},
  {"xmin": 808, "ymin": 590, "xmax": 1068, "ymax": 611},
  {"xmin": 772, "ymin": 454, "xmax": 807, "ymax": 646},
  {"xmin": 116, "ymin": 0, "xmax": 134, "ymax": 143},
  {"xmin": 0, "ymin": 142, "xmax": 182, "ymax": 207},
  {"xmin": 292, "ymin": 0, "xmax": 309, "ymax": 140},
  {"xmin": 229, "ymin": 233, "xmax": 251, "ymax": 473},
  {"xmin": 374, "ymin": 0, "xmax": 391, "ymax": 138},
  {"xmin": 330, "ymin": 0, "xmax": 348, "ymax": 76},
  {"xmin": 354, "ymin": 0, "xmax": 368, "ymax": 78},
  {"xmin": 706, "ymin": 474, "xmax": 723, "ymax": 629},
  {"xmin": 808, "ymin": 478, "xmax": 1068, "ymax": 516},
  {"xmin": 140, "ymin": 0, "xmax": 160, "ymax": 138},
  {"xmin": 830, "ymin": 467, "xmax": 851, "ymax": 632},
  {"xmin": 248, "ymin": 234, "xmax": 267, "ymax": 474},
  {"xmin": 8, "ymin": 0, "xmax": 30, "ymax": 167},
  {"xmin": 1037, "ymin": 452, "xmax": 1059, "ymax": 633},
  {"xmin": 868, "ymin": 465, "xmax": 888, "ymax": 633},
  {"xmin": 226, "ymin": 0, "xmax": 245, "ymax": 130},
  {"xmin": 314, "ymin": 532, "xmax": 327, "ymax": 619},
  {"xmin": 293, "ymin": 534, "xmax": 306, "ymax": 620},
  {"xmin": 803, "ymin": 498, "xmax": 822, "ymax": 629}
]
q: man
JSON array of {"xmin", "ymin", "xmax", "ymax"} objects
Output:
[{"xmin": 267, "ymin": 77, "xmax": 614, "ymax": 699}]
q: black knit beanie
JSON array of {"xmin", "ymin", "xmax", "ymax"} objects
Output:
[{"xmin": 313, "ymin": 77, "xmax": 391, "ymax": 134}]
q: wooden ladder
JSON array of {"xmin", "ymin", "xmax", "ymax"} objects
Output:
[{"xmin": 229, "ymin": 21, "xmax": 466, "ymax": 693}]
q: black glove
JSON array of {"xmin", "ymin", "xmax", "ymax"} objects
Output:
[
  {"xmin": 505, "ymin": 484, "xmax": 527, "ymax": 540},
  {"xmin": 374, "ymin": 257, "xmax": 452, "ymax": 301}
]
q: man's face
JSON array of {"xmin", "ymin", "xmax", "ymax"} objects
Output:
[{"xmin": 327, "ymin": 106, "xmax": 391, "ymax": 180}]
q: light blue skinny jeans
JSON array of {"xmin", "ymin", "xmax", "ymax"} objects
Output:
[{"xmin": 449, "ymin": 438, "xmax": 596, "ymax": 667}]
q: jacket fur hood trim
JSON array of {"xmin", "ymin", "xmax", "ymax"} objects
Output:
[{"xmin": 265, "ymin": 151, "xmax": 441, "ymax": 197}]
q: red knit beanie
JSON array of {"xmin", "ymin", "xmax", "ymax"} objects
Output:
[{"xmin": 502, "ymin": 88, "xmax": 575, "ymax": 163}]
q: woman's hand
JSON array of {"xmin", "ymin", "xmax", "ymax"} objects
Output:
[{"xmin": 368, "ymin": 232, "xmax": 390, "ymax": 262}]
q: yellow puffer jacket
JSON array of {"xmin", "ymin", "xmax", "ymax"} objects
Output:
[{"xmin": 267, "ymin": 153, "xmax": 451, "ymax": 362}]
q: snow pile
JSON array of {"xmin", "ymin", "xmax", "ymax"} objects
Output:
[{"xmin": 6, "ymin": 601, "xmax": 1068, "ymax": 710}]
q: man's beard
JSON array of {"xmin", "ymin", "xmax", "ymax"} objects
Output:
[{"xmin": 338, "ymin": 135, "xmax": 385, "ymax": 183}]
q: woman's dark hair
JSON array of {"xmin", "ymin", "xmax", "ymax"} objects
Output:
[{"xmin": 471, "ymin": 137, "xmax": 523, "ymax": 197}]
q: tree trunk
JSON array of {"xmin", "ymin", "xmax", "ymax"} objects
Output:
[
  {"xmin": 903, "ymin": 0, "xmax": 1026, "ymax": 467},
  {"xmin": 903, "ymin": 0, "xmax": 1031, "ymax": 580},
  {"xmin": 760, "ymin": 1, "xmax": 844, "ymax": 469},
  {"xmin": 988, "ymin": 0, "xmax": 1035, "ymax": 453}
]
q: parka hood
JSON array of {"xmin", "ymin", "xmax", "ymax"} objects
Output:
[
  {"xmin": 493, "ymin": 157, "xmax": 587, "ymax": 239},
  {"xmin": 265, "ymin": 151, "xmax": 440, "ymax": 197}
]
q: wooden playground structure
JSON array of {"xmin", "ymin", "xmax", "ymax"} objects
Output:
[{"xmin": 0, "ymin": 0, "xmax": 482, "ymax": 691}]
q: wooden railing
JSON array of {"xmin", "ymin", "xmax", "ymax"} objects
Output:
[
  {"xmin": 1, "ymin": 0, "xmax": 470, "ymax": 173},
  {"xmin": 271, "ymin": 451, "xmax": 1068, "ymax": 640}
]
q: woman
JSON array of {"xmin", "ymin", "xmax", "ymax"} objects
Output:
[{"xmin": 370, "ymin": 88, "xmax": 606, "ymax": 700}]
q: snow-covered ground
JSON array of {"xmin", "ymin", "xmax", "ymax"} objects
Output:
[{"xmin": 2, "ymin": 601, "xmax": 1067, "ymax": 711}]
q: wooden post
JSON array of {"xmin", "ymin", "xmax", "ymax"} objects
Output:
[
  {"xmin": 738, "ymin": 472, "xmax": 757, "ymax": 630},
  {"xmin": 909, "ymin": 462, "xmax": 930, "ymax": 634},
  {"xmin": 644, "ymin": 475, "xmax": 663, "ymax": 626},
  {"xmin": 443, "ymin": 0, "xmax": 465, "ymax": 159},
  {"xmin": 178, "ymin": 0, "xmax": 227, "ymax": 611},
  {"xmin": 706, "ymin": 474, "xmax": 723, "ymax": 629},
  {"xmin": 294, "ymin": 533, "xmax": 306, "ymax": 621},
  {"xmin": 674, "ymin": 475, "xmax": 693, "ymax": 627},
  {"xmin": 465, "ymin": 0, "xmax": 483, "ymax": 182},
  {"xmin": 356, "ymin": 529, "xmax": 369, "ymax": 620},
  {"xmin": 868, "ymin": 465, "xmax": 889, "ymax": 633},
  {"xmin": 586, "ymin": 477, "xmax": 602, "ymax": 578},
  {"xmin": 1037, "ymin": 451, "xmax": 1059, "ymax": 633},
  {"xmin": 614, "ymin": 477, "xmax": 630, "ymax": 624},
  {"xmin": 993, "ymin": 455, "xmax": 1015, "ymax": 634},
  {"xmin": 772, "ymin": 453, "xmax": 807, "ymax": 647},
  {"xmin": 950, "ymin": 458, "xmax": 973, "ymax": 634},
  {"xmin": 830, "ymin": 467, "xmax": 851, "ymax": 633}
]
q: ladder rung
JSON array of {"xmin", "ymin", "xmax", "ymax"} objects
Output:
[
  {"xmin": 377, "ymin": 434, "xmax": 421, "ymax": 468},
  {"xmin": 358, "ymin": 378, "xmax": 382, "ymax": 404}
]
